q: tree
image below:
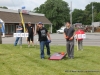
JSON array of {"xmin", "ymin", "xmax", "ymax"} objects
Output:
[
  {"xmin": 82, "ymin": 10, "xmax": 92, "ymax": 25},
  {"xmin": 72, "ymin": 2, "xmax": 100, "ymax": 25},
  {"xmin": 85, "ymin": 2, "xmax": 100, "ymax": 14},
  {"xmin": 34, "ymin": 4, "xmax": 45, "ymax": 13},
  {"xmin": 33, "ymin": 0, "xmax": 70, "ymax": 32},
  {"xmin": 84, "ymin": 2, "xmax": 100, "ymax": 25},
  {"xmin": 0, "ymin": 6, "xmax": 8, "ymax": 9},
  {"xmin": 95, "ymin": 12, "xmax": 100, "ymax": 21},
  {"xmin": 72, "ymin": 9, "xmax": 84, "ymax": 24},
  {"xmin": 33, "ymin": 7, "xmax": 39, "ymax": 13}
]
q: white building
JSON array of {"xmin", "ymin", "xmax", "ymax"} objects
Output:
[{"xmin": 92, "ymin": 22, "xmax": 100, "ymax": 27}]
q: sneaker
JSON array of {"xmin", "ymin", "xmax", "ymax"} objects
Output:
[
  {"xmin": 70, "ymin": 57, "xmax": 74, "ymax": 59},
  {"xmin": 14, "ymin": 45, "xmax": 16, "ymax": 46},
  {"xmin": 14, "ymin": 44, "xmax": 17, "ymax": 46},
  {"xmin": 41, "ymin": 58, "xmax": 44, "ymax": 59},
  {"xmin": 28, "ymin": 45, "xmax": 30, "ymax": 48},
  {"xmin": 32, "ymin": 44, "xmax": 34, "ymax": 47}
]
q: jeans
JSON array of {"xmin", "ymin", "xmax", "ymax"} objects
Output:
[
  {"xmin": 14, "ymin": 37, "xmax": 22, "ymax": 46},
  {"xmin": 40, "ymin": 41, "xmax": 50, "ymax": 58},
  {"xmin": 78, "ymin": 40, "xmax": 83, "ymax": 50},
  {"xmin": 66, "ymin": 40, "xmax": 74, "ymax": 58}
]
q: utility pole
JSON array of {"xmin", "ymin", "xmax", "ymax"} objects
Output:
[
  {"xmin": 92, "ymin": 2, "xmax": 94, "ymax": 33},
  {"xmin": 70, "ymin": 1, "xmax": 72, "ymax": 26}
]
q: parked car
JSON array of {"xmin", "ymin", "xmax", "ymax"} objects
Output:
[{"xmin": 56, "ymin": 27, "xmax": 66, "ymax": 34}]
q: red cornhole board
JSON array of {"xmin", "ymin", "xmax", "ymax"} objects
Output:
[{"xmin": 49, "ymin": 52, "xmax": 67, "ymax": 60}]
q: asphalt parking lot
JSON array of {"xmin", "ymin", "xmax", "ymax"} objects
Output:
[{"xmin": 2, "ymin": 33, "xmax": 100, "ymax": 46}]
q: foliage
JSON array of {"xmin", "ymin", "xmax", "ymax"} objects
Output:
[
  {"xmin": 72, "ymin": 9, "xmax": 84, "ymax": 24},
  {"xmin": 34, "ymin": 0, "xmax": 70, "ymax": 32},
  {"xmin": 72, "ymin": 2, "xmax": 100, "ymax": 25},
  {"xmin": 0, "ymin": 6, "xmax": 8, "ymax": 9},
  {"xmin": 84, "ymin": 2, "xmax": 100, "ymax": 25},
  {"xmin": 33, "ymin": 1, "xmax": 100, "ymax": 31}
]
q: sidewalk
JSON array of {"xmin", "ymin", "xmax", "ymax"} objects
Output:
[{"xmin": 86, "ymin": 32, "xmax": 100, "ymax": 35}]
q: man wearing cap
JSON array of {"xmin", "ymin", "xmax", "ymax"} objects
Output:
[
  {"xmin": 26, "ymin": 22, "xmax": 34, "ymax": 47},
  {"xmin": 35, "ymin": 22, "xmax": 51, "ymax": 59}
]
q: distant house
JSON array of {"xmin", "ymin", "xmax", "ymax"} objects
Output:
[
  {"xmin": 73, "ymin": 23, "xmax": 82, "ymax": 28},
  {"xmin": 91, "ymin": 22, "xmax": 100, "ymax": 27},
  {"xmin": 0, "ymin": 8, "xmax": 52, "ymax": 35}
]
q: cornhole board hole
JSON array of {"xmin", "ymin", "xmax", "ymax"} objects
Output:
[{"xmin": 49, "ymin": 52, "xmax": 67, "ymax": 60}]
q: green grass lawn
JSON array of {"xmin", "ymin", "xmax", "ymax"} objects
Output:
[{"xmin": 0, "ymin": 44, "xmax": 100, "ymax": 75}]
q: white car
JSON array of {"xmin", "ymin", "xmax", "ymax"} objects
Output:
[{"xmin": 57, "ymin": 27, "xmax": 66, "ymax": 34}]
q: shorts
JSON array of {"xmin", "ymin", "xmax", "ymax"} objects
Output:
[{"xmin": 27, "ymin": 34, "xmax": 34, "ymax": 42}]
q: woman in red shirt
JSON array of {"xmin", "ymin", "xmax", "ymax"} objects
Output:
[{"xmin": 75, "ymin": 28, "xmax": 85, "ymax": 50}]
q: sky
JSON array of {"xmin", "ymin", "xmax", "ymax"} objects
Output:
[{"xmin": 0, "ymin": 0, "xmax": 100, "ymax": 11}]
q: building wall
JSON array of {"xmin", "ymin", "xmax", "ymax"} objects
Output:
[
  {"xmin": 5, "ymin": 23, "xmax": 35, "ymax": 35},
  {"xmin": 92, "ymin": 22, "xmax": 100, "ymax": 27}
]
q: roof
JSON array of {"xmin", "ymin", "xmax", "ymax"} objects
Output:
[
  {"xmin": 73, "ymin": 23, "xmax": 82, "ymax": 25},
  {"xmin": 0, "ymin": 8, "xmax": 52, "ymax": 24}
]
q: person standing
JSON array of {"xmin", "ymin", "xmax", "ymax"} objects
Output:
[
  {"xmin": 64, "ymin": 21, "xmax": 75, "ymax": 59},
  {"xmin": 75, "ymin": 27, "xmax": 84, "ymax": 50},
  {"xmin": 35, "ymin": 22, "xmax": 51, "ymax": 59},
  {"xmin": 14, "ymin": 23, "xmax": 23, "ymax": 46},
  {"xmin": 26, "ymin": 22, "xmax": 34, "ymax": 47},
  {"xmin": 77, "ymin": 37, "xmax": 83, "ymax": 50}
]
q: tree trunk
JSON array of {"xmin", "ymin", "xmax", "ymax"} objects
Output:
[{"xmin": 0, "ymin": 32, "xmax": 2, "ymax": 44}]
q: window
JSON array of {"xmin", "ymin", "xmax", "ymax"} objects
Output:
[
  {"xmin": 9, "ymin": 24, "xmax": 15, "ymax": 34},
  {"xmin": 5, "ymin": 24, "xmax": 8, "ymax": 34}
]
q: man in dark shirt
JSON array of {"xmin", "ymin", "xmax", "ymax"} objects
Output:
[
  {"xmin": 36, "ymin": 22, "xmax": 51, "ymax": 59},
  {"xmin": 27, "ymin": 22, "xmax": 34, "ymax": 47},
  {"xmin": 64, "ymin": 21, "xmax": 75, "ymax": 59}
]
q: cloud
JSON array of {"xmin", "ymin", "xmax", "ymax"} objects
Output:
[
  {"xmin": 65, "ymin": 0, "xmax": 100, "ymax": 10},
  {"xmin": 23, "ymin": 0, "xmax": 46, "ymax": 10},
  {"xmin": 0, "ymin": 0, "xmax": 100, "ymax": 10},
  {"xmin": 0, "ymin": 0, "xmax": 45, "ymax": 10},
  {"xmin": 0, "ymin": 0, "xmax": 22, "ymax": 7},
  {"xmin": 0, "ymin": 0, "xmax": 24, "ymax": 10}
]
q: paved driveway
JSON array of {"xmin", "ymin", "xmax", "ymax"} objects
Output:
[{"xmin": 2, "ymin": 33, "xmax": 100, "ymax": 46}]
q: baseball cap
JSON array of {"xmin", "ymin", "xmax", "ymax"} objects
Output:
[
  {"xmin": 28, "ymin": 22, "xmax": 31, "ymax": 24},
  {"xmin": 38, "ymin": 22, "xmax": 43, "ymax": 25}
]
